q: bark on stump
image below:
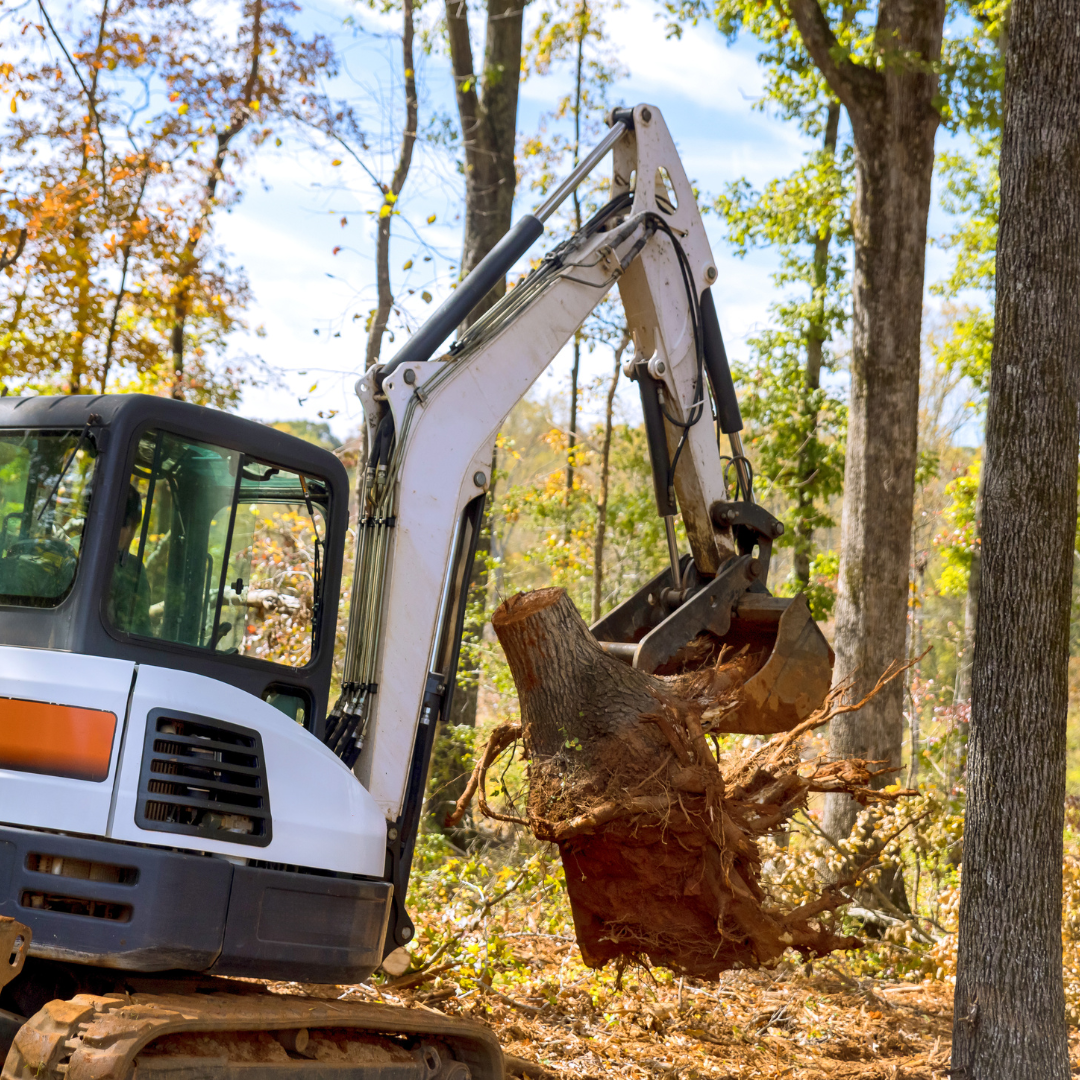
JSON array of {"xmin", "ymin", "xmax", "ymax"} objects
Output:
[{"xmin": 477, "ymin": 588, "xmax": 895, "ymax": 978}]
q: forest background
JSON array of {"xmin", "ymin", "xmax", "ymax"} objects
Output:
[{"xmin": 3, "ymin": 0, "xmax": 1076, "ymax": 1068}]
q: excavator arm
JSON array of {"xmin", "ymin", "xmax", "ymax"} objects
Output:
[{"xmin": 325, "ymin": 103, "xmax": 833, "ymax": 949}]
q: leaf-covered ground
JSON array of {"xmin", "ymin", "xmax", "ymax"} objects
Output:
[
  {"xmin": 269, "ymin": 961, "xmax": 960, "ymax": 1079},
  {"xmin": 254, "ymin": 760, "xmax": 1080, "ymax": 1079}
]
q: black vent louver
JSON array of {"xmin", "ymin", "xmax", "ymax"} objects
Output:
[{"xmin": 136, "ymin": 708, "xmax": 272, "ymax": 847}]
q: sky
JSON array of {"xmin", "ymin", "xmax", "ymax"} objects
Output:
[{"xmin": 210, "ymin": 0, "xmax": 970, "ymax": 445}]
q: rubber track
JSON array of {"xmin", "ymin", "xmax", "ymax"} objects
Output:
[{"xmin": 1, "ymin": 992, "xmax": 502, "ymax": 1080}]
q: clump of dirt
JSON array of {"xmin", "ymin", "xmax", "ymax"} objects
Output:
[{"xmin": 449, "ymin": 587, "xmax": 911, "ymax": 979}]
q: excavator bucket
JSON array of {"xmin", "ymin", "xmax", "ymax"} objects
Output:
[
  {"xmin": 591, "ymin": 555, "xmax": 834, "ymax": 735},
  {"xmin": 734, "ymin": 592, "xmax": 835, "ymax": 734}
]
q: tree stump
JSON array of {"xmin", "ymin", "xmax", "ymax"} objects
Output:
[{"xmin": 467, "ymin": 587, "xmax": 901, "ymax": 978}]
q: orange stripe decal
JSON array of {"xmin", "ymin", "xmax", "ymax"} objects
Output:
[{"xmin": 0, "ymin": 697, "xmax": 117, "ymax": 782}]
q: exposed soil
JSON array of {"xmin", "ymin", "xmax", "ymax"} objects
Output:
[{"xmin": 452, "ymin": 588, "xmax": 908, "ymax": 979}]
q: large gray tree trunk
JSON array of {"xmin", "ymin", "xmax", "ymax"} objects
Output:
[
  {"xmin": 787, "ymin": 0, "xmax": 945, "ymax": 842},
  {"xmin": 953, "ymin": 461, "xmax": 984, "ymax": 704},
  {"xmin": 950, "ymin": 0, "xmax": 1080, "ymax": 1071}
]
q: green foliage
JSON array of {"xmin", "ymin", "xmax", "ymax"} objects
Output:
[
  {"xmin": 735, "ymin": 336, "xmax": 847, "ymax": 563},
  {"xmin": 915, "ymin": 446, "xmax": 941, "ymax": 489},
  {"xmin": 425, "ymin": 723, "xmax": 480, "ymax": 830},
  {"xmin": 930, "ymin": 138, "xmax": 1000, "ymax": 396},
  {"xmin": 937, "ymin": 0, "xmax": 1008, "ymax": 136},
  {"xmin": 400, "ymin": 841, "xmax": 572, "ymax": 988},
  {"xmin": 716, "ymin": 97, "xmax": 850, "ymax": 594},
  {"xmin": 933, "ymin": 457, "xmax": 980, "ymax": 598},
  {"xmin": 800, "ymin": 549, "xmax": 839, "ymax": 620},
  {"xmin": 498, "ymin": 421, "xmax": 673, "ymax": 617}
]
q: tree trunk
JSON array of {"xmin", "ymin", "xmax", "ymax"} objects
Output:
[
  {"xmin": 463, "ymin": 587, "xmax": 906, "ymax": 977},
  {"xmin": 445, "ymin": 0, "xmax": 527, "ymax": 325},
  {"xmin": 364, "ymin": 0, "xmax": 417, "ymax": 371},
  {"xmin": 787, "ymin": 0, "xmax": 945, "ymax": 843},
  {"xmin": 564, "ymin": 12, "xmax": 586, "ymax": 519},
  {"xmin": 565, "ymin": 335, "xmax": 580, "ymax": 539},
  {"xmin": 953, "ymin": 458, "xmax": 984, "ymax": 703},
  {"xmin": 794, "ymin": 101, "xmax": 841, "ymax": 589},
  {"xmin": 950, "ymin": 0, "xmax": 1080, "ymax": 1070}
]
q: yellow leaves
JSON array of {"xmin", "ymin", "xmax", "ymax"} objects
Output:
[
  {"xmin": 177, "ymin": 103, "xmax": 188, "ymax": 115},
  {"xmin": 404, "ymin": 68, "xmax": 414, "ymax": 79},
  {"xmin": 378, "ymin": 204, "xmax": 392, "ymax": 219},
  {"xmin": 331, "ymin": 159, "xmax": 342, "ymax": 166},
  {"xmin": 542, "ymin": 427, "xmax": 569, "ymax": 453},
  {"xmin": 427, "ymin": 213, "xmax": 437, "ymax": 224},
  {"xmin": 402, "ymin": 259, "xmax": 413, "ymax": 270},
  {"xmin": 421, "ymin": 290, "xmax": 432, "ymax": 303},
  {"xmin": 9, "ymin": 98, "xmax": 15, "ymax": 114},
  {"xmin": 249, "ymin": 99, "xmax": 260, "ymax": 111}
]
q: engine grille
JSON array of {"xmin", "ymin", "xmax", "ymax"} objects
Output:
[{"xmin": 135, "ymin": 709, "xmax": 272, "ymax": 847}]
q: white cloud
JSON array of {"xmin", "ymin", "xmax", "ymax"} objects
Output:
[{"xmin": 221, "ymin": 1, "xmax": 816, "ymax": 437}]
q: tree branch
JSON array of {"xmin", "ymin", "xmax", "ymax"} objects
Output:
[
  {"xmin": 444, "ymin": 0, "xmax": 479, "ymax": 146},
  {"xmin": 365, "ymin": 0, "xmax": 418, "ymax": 370},
  {"xmin": 390, "ymin": 0, "xmax": 417, "ymax": 201},
  {"xmin": 784, "ymin": 0, "xmax": 883, "ymax": 127},
  {"xmin": 37, "ymin": 0, "xmax": 109, "ymax": 190},
  {"xmin": 0, "ymin": 229, "xmax": 27, "ymax": 273}
]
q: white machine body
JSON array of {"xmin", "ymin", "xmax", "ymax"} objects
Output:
[
  {"xmin": 0, "ymin": 645, "xmax": 386, "ymax": 876},
  {"xmin": 0, "ymin": 104, "xmax": 737, "ymax": 882}
]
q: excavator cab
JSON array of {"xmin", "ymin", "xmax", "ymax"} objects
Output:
[{"xmin": 0, "ymin": 395, "xmax": 346, "ymax": 734}]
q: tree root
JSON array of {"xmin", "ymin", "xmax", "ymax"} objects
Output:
[{"xmin": 453, "ymin": 587, "xmax": 915, "ymax": 979}]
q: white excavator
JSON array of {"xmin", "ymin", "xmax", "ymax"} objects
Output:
[{"xmin": 0, "ymin": 105, "xmax": 832, "ymax": 1080}]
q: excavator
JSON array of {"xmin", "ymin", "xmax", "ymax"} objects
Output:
[{"xmin": 0, "ymin": 105, "xmax": 833, "ymax": 1080}]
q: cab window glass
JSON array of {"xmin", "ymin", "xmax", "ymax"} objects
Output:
[
  {"xmin": 0, "ymin": 430, "xmax": 97, "ymax": 606},
  {"xmin": 108, "ymin": 430, "xmax": 327, "ymax": 667}
]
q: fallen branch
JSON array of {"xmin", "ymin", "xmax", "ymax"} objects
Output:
[{"xmin": 503, "ymin": 1054, "xmax": 562, "ymax": 1079}]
